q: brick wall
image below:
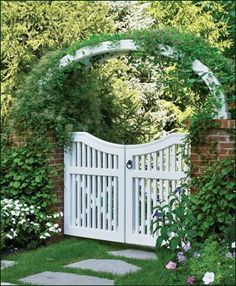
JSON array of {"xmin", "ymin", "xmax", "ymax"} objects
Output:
[
  {"xmin": 47, "ymin": 136, "xmax": 64, "ymax": 232},
  {"xmin": 191, "ymin": 119, "xmax": 235, "ymax": 177}
]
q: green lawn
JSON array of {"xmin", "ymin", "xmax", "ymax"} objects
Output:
[{"xmin": 1, "ymin": 236, "xmax": 186, "ymax": 285}]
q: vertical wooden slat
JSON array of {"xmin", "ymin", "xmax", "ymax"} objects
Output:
[
  {"xmin": 153, "ymin": 152, "xmax": 157, "ymax": 171},
  {"xmin": 172, "ymin": 145, "xmax": 176, "ymax": 172},
  {"xmin": 159, "ymin": 179, "xmax": 163, "ymax": 202},
  {"xmin": 87, "ymin": 175, "xmax": 91, "ymax": 228},
  {"xmin": 114, "ymin": 176, "xmax": 118, "ymax": 231},
  {"xmin": 82, "ymin": 143, "xmax": 86, "ymax": 168},
  {"xmin": 98, "ymin": 151, "xmax": 101, "ymax": 168},
  {"xmin": 77, "ymin": 175, "xmax": 81, "ymax": 227},
  {"xmin": 97, "ymin": 176, "xmax": 101, "ymax": 230},
  {"xmin": 103, "ymin": 152, "xmax": 107, "ymax": 169},
  {"xmin": 108, "ymin": 154, "xmax": 112, "ymax": 169},
  {"xmin": 82, "ymin": 175, "xmax": 86, "ymax": 227},
  {"xmin": 147, "ymin": 153, "xmax": 151, "ymax": 171},
  {"xmin": 160, "ymin": 150, "xmax": 163, "ymax": 171},
  {"xmin": 178, "ymin": 145, "xmax": 182, "ymax": 172},
  {"xmin": 92, "ymin": 148, "xmax": 96, "ymax": 168},
  {"xmin": 92, "ymin": 176, "xmax": 96, "ymax": 229},
  {"xmin": 108, "ymin": 176, "xmax": 112, "ymax": 231},
  {"xmin": 87, "ymin": 146, "xmax": 91, "ymax": 168},
  {"xmin": 103, "ymin": 176, "xmax": 107, "ymax": 230},
  {"xmin": 135, "ymin": 178, "xmax": 139, "ymax": 234},
  {"xmin": 166, "ymin": 147, "xmax": 170, "ymax": 172},
  {"xmin": 141, "ymin": 155, "xmax": 145, "ymax": 171},
  {"xmin": 147, "ymin": 179, "xmax": 151, "ymax": 235},
  {"xmin": 141, "ymin": 178, "xmax": 145, "ymax": 235},
  {"xmin": 71, "ymin": 174, "xmax": 76, "ymax": 226},
  {"xmin": 72, "ymin": 143, "xmax": 76, "ymax": 167},
  {"xmin": 113, "ymin": 155, "xmax": 117, "ymax": 169}
]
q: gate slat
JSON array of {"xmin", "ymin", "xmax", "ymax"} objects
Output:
[
  {"xmin": 77, "ymin": 175, "xmax": 81, "ymax": 227},
  {"xmin": 172, "ymin": 145, "xmax": 176, "ymax": 172},
  {"xmin": 135, "ymin": 178, "xmax": 139, "ymax": 234},
  {"xmin": 71, "ymin": 174, "xmax": 76, "ymax": 226},
  {"xmin": 97, "ymin": 176, "xmax": 101, "ymax": 230},
  {"xmin": 147, "ymin": 179, "xmax": 151, "ymax": 235},
  {"xmin": 114, "ymin": 176, "xmax": 118, "ymax": 231},
  {"xmin": 160, "ymin": 150, "xmax": 163, "ymax": 171},
  {"xmin": 103, "ymin": 176, "xmax": 107, "ymax": 230},
  {"xmin": 82, "ymin": 175, "xmax": 86, "ymax": 227},
  {"xmin": 87, "ymin": 175, "xmax": 91, "ymax": 228},
  {"xmin": 92, "ymin": 175, "xmax": 96, "ymax": 229},
  {"xmin": 108, "ymin": 176, "xmax": 112, "ymax": 231},
  {"xmin": 141, "ymin": 178, "xmax": 145, "ymax": 235}
]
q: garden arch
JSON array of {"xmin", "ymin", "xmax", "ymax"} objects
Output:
[{"xmin": 59, "ymin": 39, "xmax": 230, "ymax": 119}]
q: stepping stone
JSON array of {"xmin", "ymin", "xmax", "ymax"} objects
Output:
[
  {"xmin": 65, "ymin": 259, "xmax": 140, "ymax": 276},
  {"xmin": 1, "ymin": 260, "xmax": 16, "ymax": 270},
  {"xmin": 108, "ymin": 249, "xmax": 157, "ymax": 260},
  {"xmin": 1, "ymin": 283, "xmax": 15, "ymax": 285},
  {"xmin": 19, "ymin": 271, "xmax": 114, "ymax": 285}
]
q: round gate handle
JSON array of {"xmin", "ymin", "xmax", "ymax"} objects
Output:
[{"xmin": 126, "ymin": 160, "xmax": 133, "ymax": 169}]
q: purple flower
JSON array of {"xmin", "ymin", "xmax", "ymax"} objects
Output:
[
  {"xmin": 187, "ymin": 276, "xmax": 195, "ymax": 284},
  {"xmin": 177, "ymin": 251, "xmax": 186, "ymax": 263},
  {"xmin": 165, "ymin": 261, "xmax": 177, "ymax": 270},
  {"xmin": 182, "ymin": 241, "xmax": 191, "ymax": 251},
  {"xmin": 174, "ymin": 187, "xmax": 183, "ymax": 194},
  {"xmin": 153, "ymin": 211, "xmax": 162, "ymax": 219}
]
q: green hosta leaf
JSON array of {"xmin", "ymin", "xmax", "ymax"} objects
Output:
[
  {"xmin": 156, "ymin": 236, "xmax": 164, "ymax": 248},
  {"xmin": 170, "ymin": 236, "xmax": 180, "ymax": 251}
]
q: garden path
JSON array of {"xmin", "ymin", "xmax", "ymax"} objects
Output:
[{"xmin": 1, "ymin": 249, "xmax": 157, "ymax": 285}]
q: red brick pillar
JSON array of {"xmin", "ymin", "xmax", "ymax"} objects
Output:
[{"xmin": 191, "ymin": 119, "xmax": 235, "ymax": 178}]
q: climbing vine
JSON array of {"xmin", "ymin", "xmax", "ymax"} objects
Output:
[{"xmin": 11, "ymin": 27, "xmax": 234, "ymax": 148}]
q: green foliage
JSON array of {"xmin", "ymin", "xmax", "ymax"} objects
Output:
[
  {"xmin": 188, "ymin": 238, "xmax": 235, "ymax": 285},
  {"xmin": 189, "ymin": 159, "xmax": 236, "ymax": 241},
  {"xmin": 153, "ymin": 190, "xmax": 197, "ymax": 251},
  {"xmin": 11, "ymin": 28, "xmax": 234, "ymax": 147},
  {"xmin": 1, "ymin": 0, "xmax": 114, "ymax": 124},
  {"xmin": 148, "ymin": 1, "xmax": 233, "ymax": 53},
  {"xmin": 1, "ymin": 143, "xmax": 57, "ymax": 209}
]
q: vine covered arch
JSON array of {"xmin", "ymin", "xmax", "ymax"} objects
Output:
[
  {"xmin": 14, "ymin": 28, "xmax": 234, "ymax": 146},
  {"xmin": 60, "ymin": 39, "xmax": 230, "ymax": 119}
]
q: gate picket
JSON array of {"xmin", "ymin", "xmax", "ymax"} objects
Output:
[{"xmin": 64, "ymin": 132, "xmax": 187, "ymax": 247}]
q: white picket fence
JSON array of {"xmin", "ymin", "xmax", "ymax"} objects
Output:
[{"xmin": 64, "ymin": 132, "xmax": 188, "ymax": 247}]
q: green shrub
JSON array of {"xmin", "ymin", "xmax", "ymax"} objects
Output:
[
  {"xmin": 1, "ymin": 143, "xmax": 57, "ymax": 209},
  {"xmin": 189, "ymin": 159, "xmax": 235, "ymax": 241},
  {"xmin": 188, "ymin": 238, "xmax": 235, "ymax": 285},
  {"xmin": 153, "ymin": 189, "xmax": 197, "ymax": 251}
]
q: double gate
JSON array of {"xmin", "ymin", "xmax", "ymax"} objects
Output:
[{"xmin": 64, "ymin": 132, "xmax": 187, "ymax": 247}]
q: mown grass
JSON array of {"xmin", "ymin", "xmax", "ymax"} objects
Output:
[{"xmin": 1, "ymin": 237, "xmax": 186, "ymax": 285}]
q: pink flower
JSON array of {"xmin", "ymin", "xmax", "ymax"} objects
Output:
[
  {"xmin": 187, "ymin": 276, "xmax": 195, "ymax": 284},
  {"xmin": 165, "ymin": 261, "xmax": 177, "ymax": 270}
]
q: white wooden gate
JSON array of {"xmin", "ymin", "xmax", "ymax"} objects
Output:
[{"xmin": 64, "ymin": 132, "xmax": 187, "ymax": 247}]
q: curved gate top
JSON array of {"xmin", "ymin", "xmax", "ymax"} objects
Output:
[{"xmin": 64, "ymin": 132, "xmax": 188, "ymax": 247}]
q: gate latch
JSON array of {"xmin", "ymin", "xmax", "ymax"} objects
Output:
[{"xmin": 126, "ymin": 160, "xmax": 133, "ymax": 169}]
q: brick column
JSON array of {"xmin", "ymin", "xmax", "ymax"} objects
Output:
[{"xmin": 191, "ymin": 119, "xmax": 235, "ymax": 177}]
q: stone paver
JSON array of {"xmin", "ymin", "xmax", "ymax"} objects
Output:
[
  {"xmin": 19, "ymin": 271, "xmax": 114, "ymax": 285},
  {"xmin": 108, "ymin": 249, "xmax": 157, "ymax": 260},
  {"xmin": 65, "ymin": 259, "xmax": 140, "ymax": 276},
  {"xmin": 1, "ymin": 283, "xmax": 15, "ymax": 285},
  {"xmin": 1, "ymin": 260, "xmax": 16, "ymax": 270}
]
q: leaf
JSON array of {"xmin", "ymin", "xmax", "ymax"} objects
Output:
[
  {"xmin": 155, "ymin": 236, "xmax": 164, "ymax": 248},
  {"xmin": 170, "ymin": 236, "xmax": 180, "ymax": 251}
]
